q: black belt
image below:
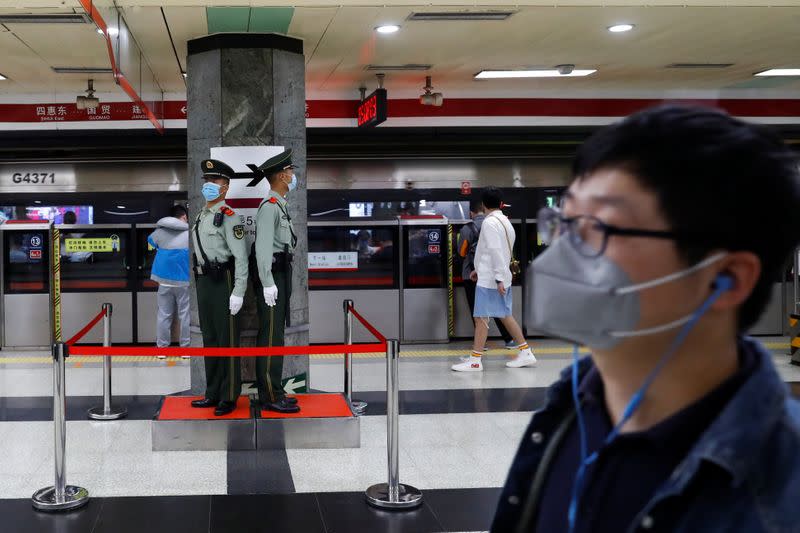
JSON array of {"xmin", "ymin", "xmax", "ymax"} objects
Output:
[
  {"xmin": 195, "ymin": 258, "xmax": 234, "ymax": 278},
  {"xmin": 272, "ymin": 252, "xmax": 293, "ymax": 264}
]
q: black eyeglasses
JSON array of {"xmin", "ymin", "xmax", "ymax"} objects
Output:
[{"xmin": 537, "ymin": 207, "xmax": 690, "ymax": 258}]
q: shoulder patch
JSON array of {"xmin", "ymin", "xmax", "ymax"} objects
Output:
[
  {"xmin": 267, "ymin": 197, "xmax": 278, "ymax": 204},
  {"xmin": 221, "ymin": 206, "xmax": 235, "ymax": 216},
  {"xmin": 233, "ymin": 225, "xmax": 245, "ymax": 240}
]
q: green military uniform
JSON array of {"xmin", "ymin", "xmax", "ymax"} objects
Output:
[
  {"xmin": 192, "ymin": 160, "xmax": 249, "ymax": 409},
  {"xmin": 250, "ymin": 150, "xmax": 298, "ymax": 408}
]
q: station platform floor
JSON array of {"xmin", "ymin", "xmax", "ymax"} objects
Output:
[{"xmin": 0, "ymin": 338, "xmax": 798, "ymax": 533}]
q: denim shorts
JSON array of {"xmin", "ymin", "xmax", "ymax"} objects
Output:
[{"xmin": 473, "ymin": 285, "xmax": 513, "ymax": 318}]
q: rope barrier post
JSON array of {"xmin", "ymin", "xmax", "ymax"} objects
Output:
[
  {"xmin": 366, "ymin": 339, "xmax": 422, "ymax": 510},
  {"xmin": 32, "ymin": 342, "xmax": 89, "ymax": 512},
  {"xmin": 88, "ymin": 303, "xmax": 126, "ymax": 420},
  {"xmin": 343, "ymin": 299, "xmax": 367, "ymax": 416}
]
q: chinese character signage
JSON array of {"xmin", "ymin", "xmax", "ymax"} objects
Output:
[
  {"xmin": 64, "ymin": 237, "xmax": 119, "ymax": 253},
  {"xmin": 308, "ymin": 252, "xmax": 359, "ymax": 271}
]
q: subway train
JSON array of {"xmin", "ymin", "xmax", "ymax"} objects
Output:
[{"xmin": 0, "ymin": 131, "xmax": 793, "ymax": 349}]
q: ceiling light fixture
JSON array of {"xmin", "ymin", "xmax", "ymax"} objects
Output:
[
  {"xmin": 608, "ymin": 24, "xmax": 634, "ymax": 33},
  {"xmin": 375, "ymin": 24, "xmax": 400, "ymax": 34},
  {"xmin": 116, "ymin": 205, "xmax": 126, "ymax": 209},
  {"xmin": 754, "ymin": 68, "xmax": 800, "ymax": 77},
  {"xmin": 475, "ymin": 69, "xmax": 596, "ymax": 79},
  {"xmin": 97, "ymin": 27, "xmax": 119, "ymax": 36},
  {"xmin": 182, "ymin": 72, "xmax": 187, "ymax": 78},
  {"xmin": 0, "ymin": 73, "xmax": 6, "ymax": 81}
]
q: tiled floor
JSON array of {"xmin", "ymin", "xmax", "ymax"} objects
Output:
[{"xmin": 1, "ymin": 338, "xmax": 797, "ymax": 532}]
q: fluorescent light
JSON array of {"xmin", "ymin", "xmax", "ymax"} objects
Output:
[
  {"xmin": 375, "ymin": 24, "xmax": 400, "ymax": 34},
  {"xmin": 0, "ymin": 73, "xmax": 6, "ymax": 81},
  {"xmin": 475, "ymin": 69, "xmax": 596, "ymax": 79},
  {"xmin": 608, "ymin": 24, "xmax": 634, "ymax": 33},
  {"xmin": 97, "ymin": 27, "xmax": 119, "ymax": 36},
  {"xmin": 116, "ymin": 205, "xmax": 126, "ymax": 209},
  {"xmin": 754, "ymin": 68, "xmax": 800, "ymax": 77}
]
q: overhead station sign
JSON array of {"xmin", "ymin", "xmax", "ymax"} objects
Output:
[{"xmin": 357, "ymin": 89, "xmax": 388, "ymax": 128}]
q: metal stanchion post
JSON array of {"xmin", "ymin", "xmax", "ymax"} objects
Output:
[
  {"xmin": 89, "ymin": 303, "xmax": 126, "ymax": 420},
  {"xmin": 32, "ymin": 342, "xmax": 89, "ymax": 511},
  {"xmin": 344, "ymin": 299, "xmax": 367, "ymax": 416},
  {"xmin": 366, "ymin": 339, "xmax": 422, "ymax": 510}
]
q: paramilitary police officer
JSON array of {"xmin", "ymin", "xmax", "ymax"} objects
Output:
[
  {"xmin": 190, "ymin": 159, "xmax": 249, "ymax": 416},
  {"xmin": 248, "ymin": 149, "xmax": 301, "ymax": 414}
]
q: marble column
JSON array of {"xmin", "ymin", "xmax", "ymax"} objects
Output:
[{"xmin": 186, "ymin": 33, "xmax": 308, "ymax": 394}]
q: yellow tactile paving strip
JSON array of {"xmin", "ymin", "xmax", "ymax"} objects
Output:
[{"xmin": 0, "ymin": 342, "xmax": 790, "ymax": 365}]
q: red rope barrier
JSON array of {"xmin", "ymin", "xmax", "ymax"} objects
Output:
[
  {"xmin": 69, "ymin": 342, "xmax": 386, "ymax": 357},
  {"xmin": 347, "ymin": 305, "xmax": 387, "ymax": 343},
  {"xmin": 66, "ymin": 307, "xmax": 107, "ymax": 346}
]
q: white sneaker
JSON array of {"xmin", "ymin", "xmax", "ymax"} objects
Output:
[
  {"xmin": 461, "ymin": 347, "xmax": 488, "ymax": 362},
  {"xmin": 506, "ymin": 350, "xmax": 537, "ymax": 368},
  {"xmin": 452, "ymin": 357, "xmax": 483, "ymax": 372}
]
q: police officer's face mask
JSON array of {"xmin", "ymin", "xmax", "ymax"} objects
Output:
[
  {"xmin": 527, "ymin": 234, "xmax": 727, "ymax": 350},
  {"xmin": 201, "ymin": 182, "xmax": 222, "ymax": 202},
  {"xmin": 284, "ymin": 172, "xmax": 298, "ymax": 192}
]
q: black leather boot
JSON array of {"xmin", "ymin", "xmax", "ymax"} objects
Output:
[
  {"xmin": 264, "ymin": 397, "xmax": 300, "ymax": 414},
  {"xmin": 214, "ymin": 401, "xmax": 237, "ymax": 416}
]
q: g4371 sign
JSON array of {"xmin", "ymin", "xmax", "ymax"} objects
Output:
[
  {"xmin": 12, "ymin": 172, "xmax": 56, "ymax": 184},
  {"xmin": 357, "ymin": 89, "xmax": 388, "ymax": 128}
]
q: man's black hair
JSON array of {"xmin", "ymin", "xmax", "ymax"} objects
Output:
[
  {"xmin": 171, "ymin": 204, "xmax": 188, "ymax": 219},
  {"xmin": 63, "ymin": 211, "xmax": 77, "ymax": 224},
  {"xmin": 469, "ymin": 198, "xmax": 484, "ymax": 213},
  {"xmin": 573, "ymin": 104, "xmax": 800, "ymax": 330},
  {"xmin": 481, "ymin": 187, "xmax": 502, "ymax": 210}
]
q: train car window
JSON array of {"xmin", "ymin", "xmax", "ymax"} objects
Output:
[
  {"xmin": 25, "ymin": 206, "xmax": 93, "ymax": 224},
  {"xmin": 308, "ymin": 226, "xmax": 398, "ymax": 290},
  {"xmin": 2, "ymin": 230, "xmax": 49, "ymax": 293},
  {"xmin": 404, "ymin": 226, "xmax": 447, "ymax": 289},
  {"xmin": 59, "ymin": 229, "xmax": 129, "ymax": 291}
]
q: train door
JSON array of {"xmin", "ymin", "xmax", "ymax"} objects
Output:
[
  {"xmin": 57, "ymin": 224, "xmax": 134, "ymax": 343},
  {"xmin": 0, "ymin": 223, "xmax": 51, "ymax": 348},
  {"xmin": 308, "ymin": 220, "xmax": 400, "ymax": 343},
  {"xmin": 400, "ymin": 217, "xmax": 449, "ymax": 343}
]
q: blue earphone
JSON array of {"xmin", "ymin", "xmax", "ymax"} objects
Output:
[{"xmin": 567, "ymin": 272, "xmax": 734, "ymax": 532}]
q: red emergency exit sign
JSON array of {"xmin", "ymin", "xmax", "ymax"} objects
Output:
[{"xmin": 357, "ymin": 89, "xmax": 388, "ymax": 128}]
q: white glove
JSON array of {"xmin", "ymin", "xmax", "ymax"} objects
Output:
[
  {"xmin": 229, "ymin": 294, "xmax": 243, "ymax": 315},
  {"xmin": 263, "ymin": 285, "xmax": 278, "ymax": 307}
]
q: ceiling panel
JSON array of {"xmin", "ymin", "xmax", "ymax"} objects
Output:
[
  {"xmin": 1, "ymin": 3, "xmax": 800, "ymax": 99},
  {"xmin": 121, "ymin": 6, "xmax": 185, "ymax": 92}
]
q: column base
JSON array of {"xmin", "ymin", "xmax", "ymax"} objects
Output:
[
  {"xmin": 32, "ymin": 485, "xmax": 89, "ymax": 512},
  {"xmin": 87, "ymin": 406, "xmax": 127, "ymax": 420},
  {"xmin": 365, "ymin": 483, "xmax": 423, "ymax": 510}
]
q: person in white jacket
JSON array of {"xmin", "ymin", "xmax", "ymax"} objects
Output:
[{"xmin": 452, "ymin": 187, "xmax": 537, "ymax": 372}]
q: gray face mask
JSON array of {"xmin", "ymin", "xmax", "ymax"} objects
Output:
[{"xmin": 525, "ymin": 235, "xmax": 726, "ymax": 349}]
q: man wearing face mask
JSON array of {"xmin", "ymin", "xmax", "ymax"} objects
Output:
[
  {"xmin": 190, "ymin": 159, "xmax": 248, "ymax": 417},
  {"xmin": 492, "ymin": 105, "xmax": 800, "ymax": 533},
  {"xmin": 249, "ymin": 149, "xmax": 300, "ymax": 414}
]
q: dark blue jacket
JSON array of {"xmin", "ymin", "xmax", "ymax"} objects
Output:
[{"xmin": 492, "ymin": 337, "xmax": 800, "ymax": 533}]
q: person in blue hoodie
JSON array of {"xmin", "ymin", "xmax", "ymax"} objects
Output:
[{"xmin": 148, "ymin": 204, "xmax": 190, "ymax": 352}]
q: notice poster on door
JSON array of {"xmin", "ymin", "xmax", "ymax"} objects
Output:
[
  {"xmin": 209, "ymin": 146, "xmax": 284, "ymax": 249},
  {"xmin": 308, "ymin": 252, "xmax": 358, "ymax": 271}
]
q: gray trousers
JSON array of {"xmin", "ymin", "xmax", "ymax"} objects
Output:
[{"xmin": 156, "ymin": 284, "xmax": 190, "ymax": 347}]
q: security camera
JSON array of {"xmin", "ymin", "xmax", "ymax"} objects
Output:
[
  {"xmin": 76, "ymin": 79, "xmax": 99, "ymax": 110},
  {"xmin": 556, "ymin": 64, "xmax": 575, "ymax": 75},
  {"xmin": 419, "ymin": 76, "xmax": 444, "ymax": 107}
]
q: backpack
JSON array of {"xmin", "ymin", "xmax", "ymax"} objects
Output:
[{"xmin": 459, "ymin": 221, "xmax": 480, "ymax": 271}]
